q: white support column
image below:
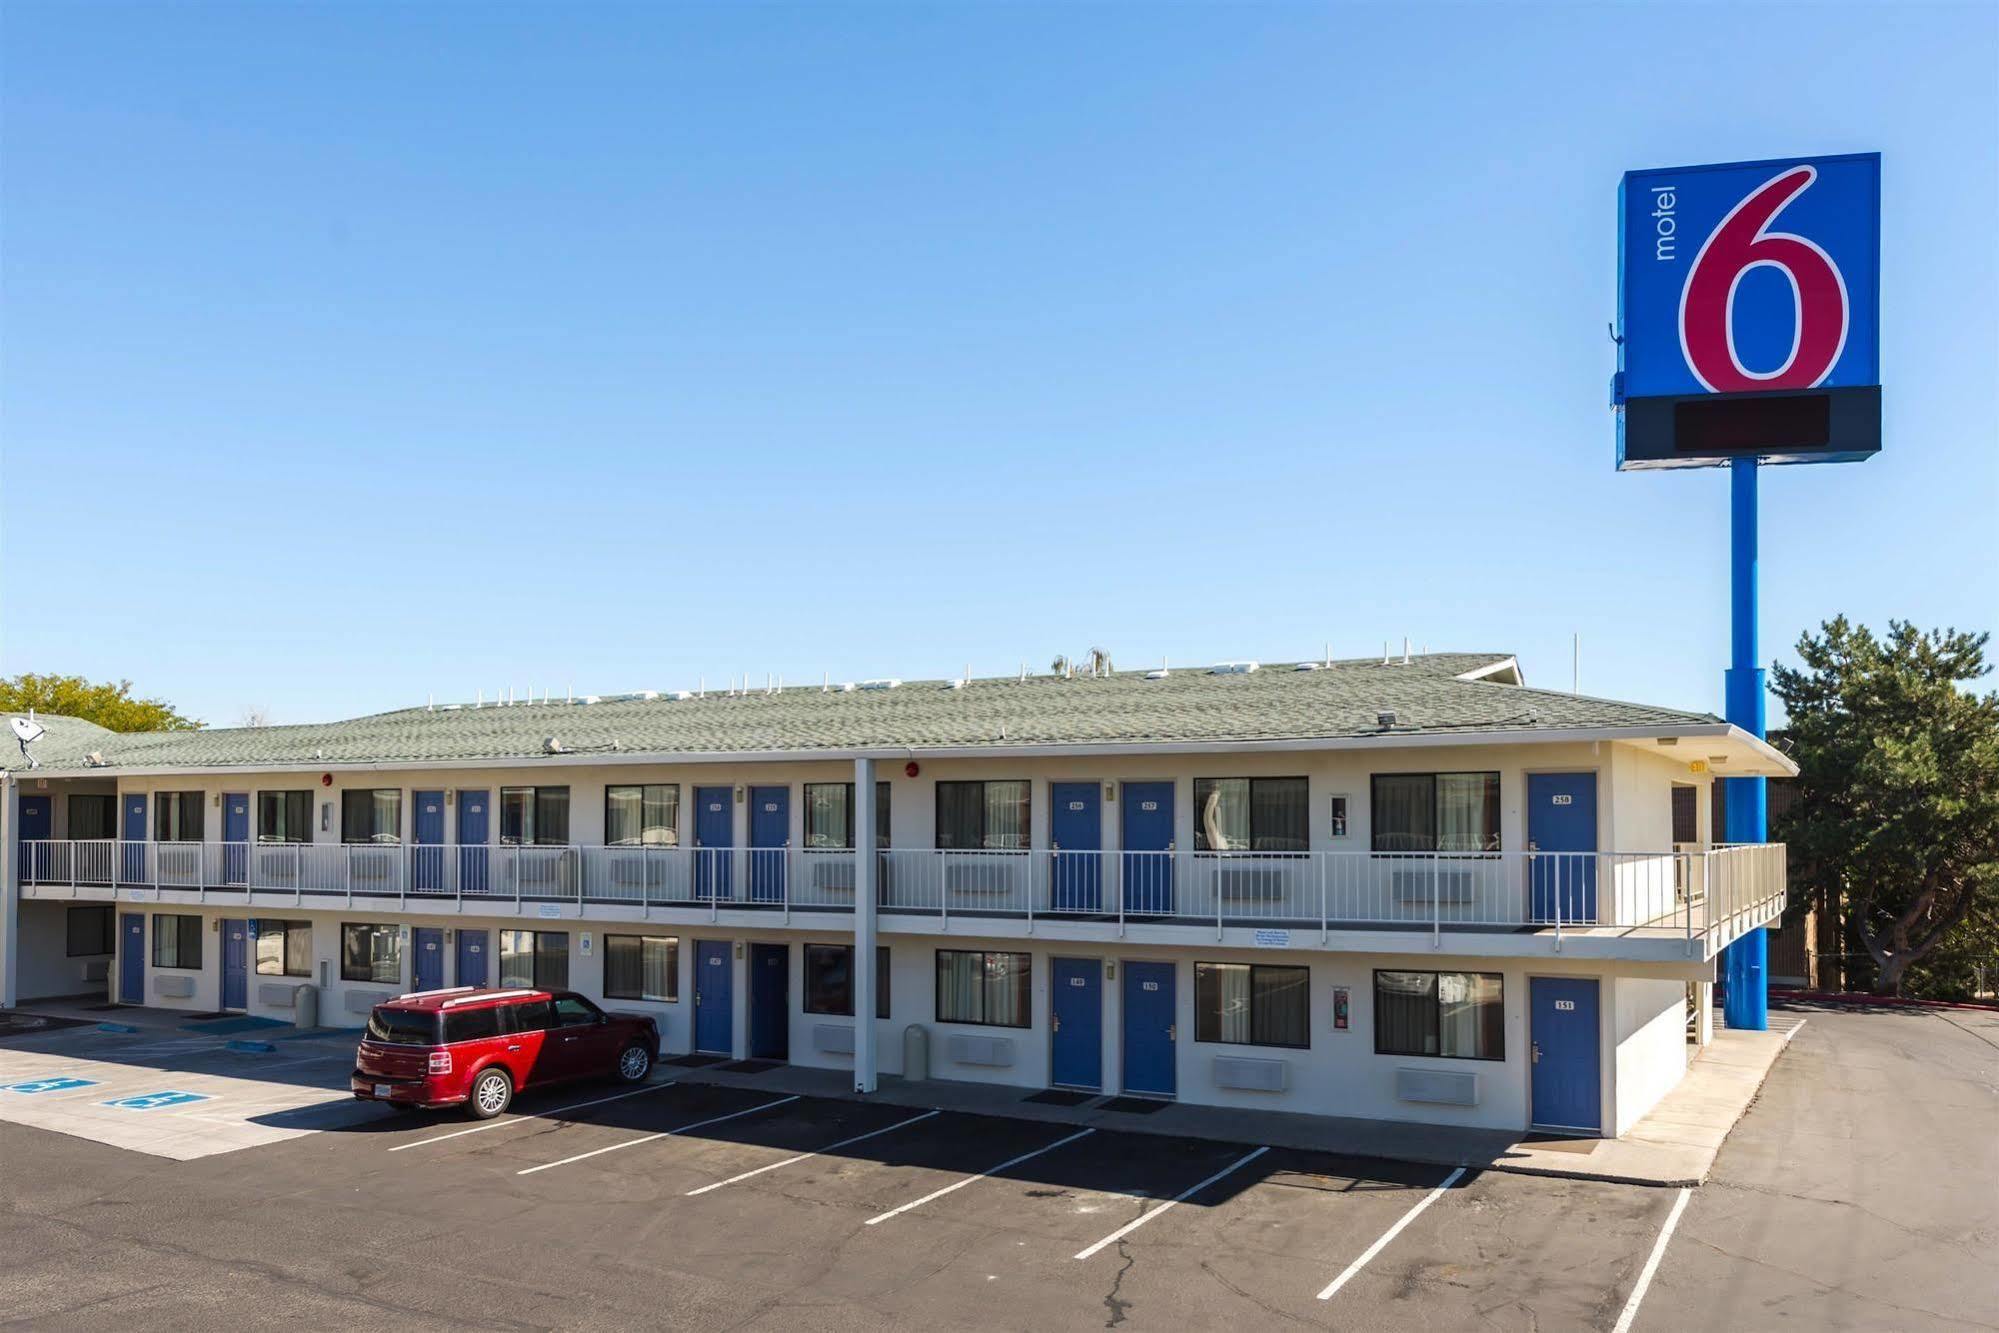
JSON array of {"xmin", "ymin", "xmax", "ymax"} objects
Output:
[
  {"xmin": 853, "ymin": 757, "xmax": 878, "ymax": 1093},
  {"xmin": 1, "ymin": 774, "xmax": 18, "ymax": 1009}
]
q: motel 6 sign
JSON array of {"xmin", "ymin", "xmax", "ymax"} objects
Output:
[{"xmin": 1616, "ymin": 153, "xmax": 1881, "ymax": 469}]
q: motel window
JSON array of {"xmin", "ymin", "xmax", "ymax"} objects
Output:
[
  {"xmin": 604, "ymin": 934, "xmax": 679, "ymax": 1001},
  {"xmin": 254, "ymin": 920, "xmax": 312, "ymax": 977},
  {"xmin": 1193, "ymin": 777, "xmax": 1309, "ymax": 852},
  {"xmin": 1370, "ymin": 773, "xmax": 1502, "ymax": 853},
  {"xmin": 340, "ymin": 923, "xmax": 403, "ymax": 984},
  {"xmin": 341, "ymin": 790, "xmax": 403, "ymax": 844},
  {"xmin": 803, "ymin": 783, "xmax": 891, "ymax": 849},
  {"xmin": 1373, "ymin": 970, "xmax": 1505, "ymax": 1061},
  {"xmin": 67, "ymin": 794, "xmax": 116, "ymax": 842},
  {"xmin": 153, "ymin": 792, "xmax": 205, "ymax": 843},
  {"xmin": 499, "ymin": 930, "xmax": 569, "ymax": 990},
  {"xmin": 152, "ymin": 913, "xmax": 203, "ymax": 970},
  {"xmin": 1194, "ymin": 962, "xmax": 1310, "ymax": 1049},
  {"xmin": 934, "ymin": 949, "xmax": 1030, "ymax": 1028},
  {"xmin": 804, "ymin": 944, "xmax": 891, "ymax": 1018},
  {"xmin": 935, "ymin": 781, "xmax": 1030, "ymax": 851},
  {"xmin": 605, "ymin": 785, "xmax": 679, "ymax": 847},
  {"xmin": 500, "ymin": 787, "xmax": 571, "ymax": 846},
  {"xmin": 66, "ymin": 905, "xmax": 115, "ymax": 956},
  {"xmin": 1671, "ymin": 786, "xmax": 1699, "ymax": 845},
  {"xmin": 258, "ymin": 791, "xmax": 313, "ymax": 844}
]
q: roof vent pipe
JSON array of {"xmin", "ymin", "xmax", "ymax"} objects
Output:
[
  {"xmin": 1377, "ymin": 709, "xmax": 1398, "ymax": 730},
  {"xmin": 1402, "ymin": 638, "xmax": 1412, "ymax": 666}
]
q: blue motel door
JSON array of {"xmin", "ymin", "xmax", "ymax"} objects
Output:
[
  {"xmin": 221, "ymin": 919, "xmax": 248, "ymax": 1010},
  {"xmin": 694, "ymin": 788, "xmax": 733, "ymax": 900},
  {"xmin": 749, "ymin": 942, "xmax": 789, "ymax": 1059},
  {"xmin": 17, "ymin": 793, "xmax": 51, "ymax": 880},
  {"xmin": 1530, "ymin": 976, "xmax": 1602, "ymax": 1134},
  {"xmin": 222, "ymin": 794, "xmax": 249, "ymax": 885},
  {"xmin": 457, "ymin": 791, "xmax": 490, "ymax": 895},
  {"xmin": 1528, "ymin": 772, "xmax": 1599, "ymax": 923},
  {"xmin": 119, "ymin": 913, "xmax": 145, "ymax": 1004},
  {"xmin": 412, "ymin": 792, "xmax": 446, "ymax": 892},
  {"xmin": 694, "ymin": 940, "xmax": 734, "ymax": 1054},
  {"xmin": 455, "ymin": 928, "xmax": 488, "ymax": 987},
  {"xmin": 748, "ymin": 787, "xmax": 788, "ymax": 903},
  {"xmin": 1121, "ymin": 783, "xmax": 1175, "ymax": 915},
  {"xmin": 1121, "ymin": 960, "xmax": 1177, "ymax": 1098},
  {"xmin": 1051, "ymin": 957, "xmax": 1103, "ymax": 1090},
  {"xmin": 121, "ymin": 795, "xmax": 148, "ymax": 884},
  {"xmin": 413, "ymin": 927, "xmax": 445, "ymax": 992},
  {"xmin": 1049, "ymin": 784, "xmax": 1102, "ymax": 912}
]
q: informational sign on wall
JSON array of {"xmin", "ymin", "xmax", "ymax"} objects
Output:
[
  {"xmin": 1616, "ymin": 153, "xmax": 1881, "ymax": 469},
  {"xmin": 1331, "ymin": 986, "xmax": 1350, "ymax": 1032}
]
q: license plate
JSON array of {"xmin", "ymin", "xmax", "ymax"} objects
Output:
[{"xmin": 373, "ymin": 1083, "xmax": 391, "ymax": 1098}]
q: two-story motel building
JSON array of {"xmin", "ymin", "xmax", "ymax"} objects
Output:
[{"xmin": 0, "ymin": 653, "xmax": 1791, "ymax": 1139}]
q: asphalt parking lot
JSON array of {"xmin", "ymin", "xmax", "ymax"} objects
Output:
[{"xmin": 2, "ymin": 1003, "xmax": 1994, "ymax": 1330}]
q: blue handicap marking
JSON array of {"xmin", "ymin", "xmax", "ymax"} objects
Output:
[
  {"xmin": 1, "ymin": 1076, "xmax": 100, "ymax": 1095},
  {"xmin": 101, "ymin": 1090, "xmax": 211, "ymax": 1111}
]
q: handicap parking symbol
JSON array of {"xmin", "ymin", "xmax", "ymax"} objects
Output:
[
  {"xmin": 1, "ymin": 1076, "xmax": 99, "ymax": 1095},
  {"xmin": 101, "ymin": 1090, "xmax": 211, "ymax": 1111}
]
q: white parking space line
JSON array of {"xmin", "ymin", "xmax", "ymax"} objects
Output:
[
  {"xmin": 1315, "ymin": 1165, "xmax": 1466, "ymax": 1300},
  {"xmin": 864, "ymin": 1127, "xmax": 1096, "ymax": 1226},
  {"xmin": 516, "ymin": 1095, "xmax": 801, "ymax": 1177},
  {"xmin": 1072, "ymin": 1146, "xmax": 1270, "ymax": 1260},
  {"xmin": 389, "ymin": 1081, "xmax": 679, "ymax": 1152},
  {"xmin": 1611, "ymin": 1186, "xmax": 1692, "ymax": 1333},
  {"xmin": 686, "ymin": 1110, "xmax": 941, "ymax": 1196}
]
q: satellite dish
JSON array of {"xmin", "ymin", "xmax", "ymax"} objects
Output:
[{"xmin": 11, "ymin": 715, "xmax": 45, "ymax": 769}]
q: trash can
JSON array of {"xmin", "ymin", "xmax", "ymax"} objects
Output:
[
  {"xmin": 294, "ymin": 984, "xmax": 319, "ymax": 1031},
  {"xmin": 902, "ymin": 1023, "xmax": 929, "ymax": 1083}
]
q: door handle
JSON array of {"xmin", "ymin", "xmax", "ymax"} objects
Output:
[
  {"xmin": 1531, "ymin": 1042, "xmax": 1541, "ymax": 1064},
  {"xmin": 507, "ymin": 1044, "xmax": 521, "ymax": 1052},
  {"xmin": 1052, "ymin": 1015, "xmax": 1061, "ymax": 1032},
  {"xmin": 1167, "ymin": 1024, "xmax": 1176, "ymax": 1040}
]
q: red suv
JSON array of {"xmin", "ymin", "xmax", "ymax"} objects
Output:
[{"xmin": 352, "ymin": 987, "xmax": 660, "ymax": 1119}]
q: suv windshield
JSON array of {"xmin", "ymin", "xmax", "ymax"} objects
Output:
[{"xmin": 366, "ymin": 1007, "xmax": 441, "ymax": 1045}]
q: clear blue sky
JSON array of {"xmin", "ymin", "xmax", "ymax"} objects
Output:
[{"xmin": 3, "ymin": 2, "xmax": 1994, "ymax": 727}]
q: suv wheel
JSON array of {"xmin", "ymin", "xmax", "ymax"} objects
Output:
[
  {"xmin": 615, "ymin": 1043, "xmax": 653, "ymax": 1084},
  {"xmin": 466, "ymin": 1067, "xmax": 513, "ymax": 1120}
]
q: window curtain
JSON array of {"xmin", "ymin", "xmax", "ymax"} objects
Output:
[
  {"xmin": 1253, "ymin": 779, "xmax": 1309, "ymax": 852},
  {"xmin": 806, "ymin": 784, "xmax": 853, "ymax": 849},
  {"xmin": 499, "ymin": 930, "xmax": 533, "ymax": 988},
  {"xmin": 606, "ymin": 788, "xmax": 642, "ymax": 846},
  {"xmin": 937, "ymin": 949, "xmax": 981, "ymax": 1019},
  {"xmin": 807, "ymin": 944, "xmax": 854, "ymax": 1014},
  {"xmin": 1197, "ymin": 963, "xmax": 1252, "ymax": 1042},
  {"xmin": 1375, "ymin": 970, "xmax": 1436, "ymax": 1054},
  {"xmin": 936, "ymin": 784, "xmax": 982, "ymax": 851},
  {"xmin": 1196, "ymin": 779, "xmax": 1248, "ymax": 851},
  {"xmin": 1371, "ymin": 776, "xmax": 1434, "ymax": 853},
  {"xmin": 1437, "ymin": 774, "xmax": 1498, "ymax": 852},
  {"xmin": 1438, "ymin": 973, "xmax": 1504, "ymax": 1057},
  {"xmin": 535, "ymin": 789, "xmax": 570, "ymax": 845},
  {"xmin": 534, "ymin": 931, "xmax": 569, "ymax": 987},
  {"xmin": 984, "ymin": 782, "xmax": 1029, "ymax": 850},
  {"xmin": 1252, "ymin": 966, "xmax": 1310, "ymax": 1046},
  {"xmin": 643, "ymin": 786, "xmax": 678, "ymax": 846},
  {"xmin": 68, "ymin": 795, "xmax": 116, "ymax": 841}
]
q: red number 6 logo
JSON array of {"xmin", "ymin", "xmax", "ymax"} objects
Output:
[{"xmin": 1678, "ymin": 166, "xmax": 1848, "ymax": 393}]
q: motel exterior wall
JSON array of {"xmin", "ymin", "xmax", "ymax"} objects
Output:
[{"xmin": 5, "ymin": 732, "xmax": 1750, "ymax": 1137}]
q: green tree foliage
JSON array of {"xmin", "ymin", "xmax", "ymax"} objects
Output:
[
  {"xmin": 0, "ymin": 674, "xmax": 203, "ymax": 732},
  {"xmin": 1772, "ymin": 619, "xmax": 1999, "ymax": 996}
]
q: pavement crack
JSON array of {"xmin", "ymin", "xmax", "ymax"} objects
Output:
[
  {"xmin": 1683, "ymin": 1235, "xmax": 1999, "ymax": 1330},
  {"xmin": 1102, "ymin": 1239, "xmax": 1137, "ymax": 1328}
]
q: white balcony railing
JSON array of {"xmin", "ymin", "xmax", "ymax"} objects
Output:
[{"xmin": 16, "ymin": 840, "xmax": 1787, "ymax": 955}]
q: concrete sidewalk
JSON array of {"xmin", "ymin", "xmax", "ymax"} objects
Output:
[
  {"xmin": 9, "ymin": 999, "xmax": 1801, "ymax": 1185},
  {"xmin": 666, "ymin": 1018, "xmax": 1805, "ymax": 1188}
]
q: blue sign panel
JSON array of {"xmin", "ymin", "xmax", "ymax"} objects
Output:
[
  {"xmin": 102, "ymin": 1090, "xmax": 211, "ymax": 1111},
  {"xmin": 2, "ymin": 1076, "xmax": 99, "ymax": 1095},
  {"xmin": 1618, "ymin": 153, "xmax": 1880, "ymax": 469}
]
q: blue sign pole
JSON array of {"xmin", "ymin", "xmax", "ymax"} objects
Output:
[{"xmin": 1721, "ymin": 457, "xmax": 1769, "ymax": 1030}]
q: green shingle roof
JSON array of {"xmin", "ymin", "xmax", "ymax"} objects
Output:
[{"xmin": 4, "ymin": 654, "xmax": 1729, "ymax": 776}]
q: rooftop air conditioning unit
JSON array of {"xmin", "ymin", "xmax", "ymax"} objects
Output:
[
  {"xmin": 1210, "ymin": 661, "xmax": 1260, "ymax": 675},
  {"xmin": 860, "ymin": 679, "xmax": 902, "ymax": 691}
]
